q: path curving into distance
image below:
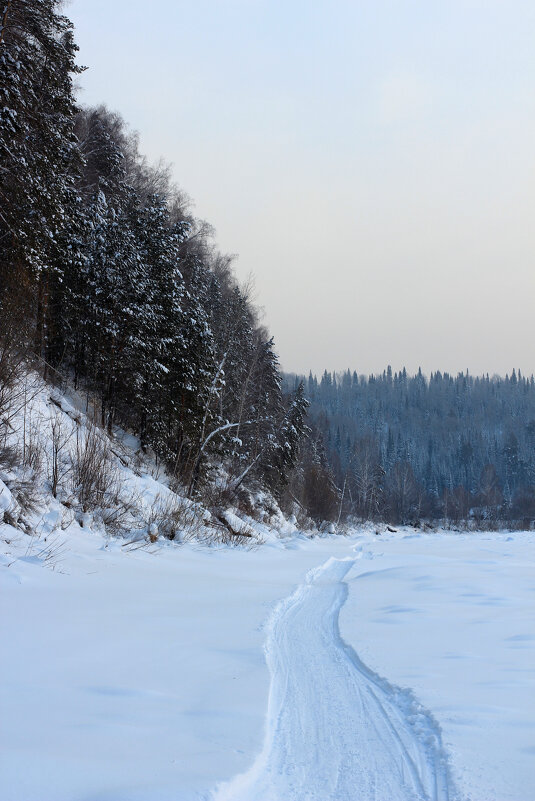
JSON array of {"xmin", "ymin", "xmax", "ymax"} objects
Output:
[{"xmin": 214, "ymin": 556, "xmax": 457, "ymax": 801}]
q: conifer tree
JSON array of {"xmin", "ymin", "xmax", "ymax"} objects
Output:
[{"xmin": 0, "ymin": 0, "xmax": 82, "ymax": 355}]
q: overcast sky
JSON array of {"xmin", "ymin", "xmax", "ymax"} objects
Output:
[{"xmin": 69, "ymin": 0, "xmax": 534, "ymax": 378}]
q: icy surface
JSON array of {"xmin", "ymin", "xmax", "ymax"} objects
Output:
[{"xmin": 1, "ymin": 526, "xmax": 534, "ymax": 801}]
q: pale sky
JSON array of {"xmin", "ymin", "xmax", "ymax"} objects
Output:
[{"xmin": 69, "ymin": 0, "xmax": 535, "ymax": 377}]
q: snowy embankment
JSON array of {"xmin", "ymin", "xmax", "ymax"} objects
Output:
[{"xmin": 1, "ymin": 377, "xmax": 534, "ymax": 800}]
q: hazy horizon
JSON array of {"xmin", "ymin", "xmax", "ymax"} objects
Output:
[{"xmin": 69, "ymin": 0, "xmax": 535, "ymax": 378}]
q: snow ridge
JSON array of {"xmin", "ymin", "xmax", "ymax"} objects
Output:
[{"xmin": 214, "ymin": 556, "xmax": 458, "ymax": 801}]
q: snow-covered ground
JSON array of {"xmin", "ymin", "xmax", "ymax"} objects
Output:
[
  {"xmin": 214, "ymin": 555, "xmax": 452, "ymax": 801},
  {"xmin": 1, "ymin": 523, "xmax": 534, "ymax": 801}
]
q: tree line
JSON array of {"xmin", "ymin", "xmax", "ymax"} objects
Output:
[
  {"xmin": 0, "ymin": 0, "xmax": 308, "ymax": 504},
  {"xmin": 284, "ymin": 368, "xmax": 535, "ymax": 527}
]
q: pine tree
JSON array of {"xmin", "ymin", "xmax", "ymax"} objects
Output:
[{"xmin": 0, "ymin": 0, "xmax": 82, "ymax": 356}]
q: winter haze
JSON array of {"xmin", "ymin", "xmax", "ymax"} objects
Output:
[{"xmin": 69, "ymin": 0, "xmax": 535, "ymax": 376}]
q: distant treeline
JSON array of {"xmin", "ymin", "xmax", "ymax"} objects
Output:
[
  {"xmin": 284, "ymin": 368, "xmax": 535, "ymax": 526},
  {"xmin": 0, "ymin": 0, "xmax": 308, "ymax": 502}
]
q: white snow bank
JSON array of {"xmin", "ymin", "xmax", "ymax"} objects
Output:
[
  {"xmin": 0, "ymin": 478, "xmax": 17, "ymax": 516},
  {"xmin": 0, "ymin": 372, "xmax": 295, "ymax": 547}
]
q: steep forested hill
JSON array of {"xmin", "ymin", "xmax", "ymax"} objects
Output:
[{"xmin": 0, "ymin": 0, "xmax": 307, "ymax": 507}]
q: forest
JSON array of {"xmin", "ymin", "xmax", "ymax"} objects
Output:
[
  {"xmin": 0, "ymin": 0, "xmax": 309, "ymax": 512},
  {"xmin": 283, "ymin": 368, "xmax": 535, "ymax": 526}
]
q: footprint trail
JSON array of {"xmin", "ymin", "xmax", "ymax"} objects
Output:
[{"xmin": 214, "ymin": 556, "xmax": 456, "ymax": 801}]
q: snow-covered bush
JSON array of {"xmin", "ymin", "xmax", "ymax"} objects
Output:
[{"xmin": 70, "ymin": 424, "xmax": 120, "ymax": 513}]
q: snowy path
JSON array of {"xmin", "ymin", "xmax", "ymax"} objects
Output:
[{"xmin": 214, "ymin": 556, "xmax": 455, "ymax": 801}]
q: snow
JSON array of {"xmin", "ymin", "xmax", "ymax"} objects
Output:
[
  {"xmin": 0, "ymin": 528, "xmax": 333, "ymax": 801},
  {"xmin": 0, "ymin": 478, "xmax": 17, "ymax": 516},
  {"xmin": 214, "ymin": 556, "xmax": 452, "ymax": 801},
  {"xmin": 342, "ymin": 531, "xmax": 535, "ymax": 801},
  {"xmin": 1, "ymin": 525, "xmax": 534, "ymax": 801}
]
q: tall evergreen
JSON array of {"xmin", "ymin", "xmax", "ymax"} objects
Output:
[{"xmin": 0, "ymin": 0, "xmax": 82, "ymax": 355}]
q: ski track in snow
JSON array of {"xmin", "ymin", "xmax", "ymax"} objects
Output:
[{"xmin": 213, "ymin": 554, "xmax": 457, "ymax": 801}]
